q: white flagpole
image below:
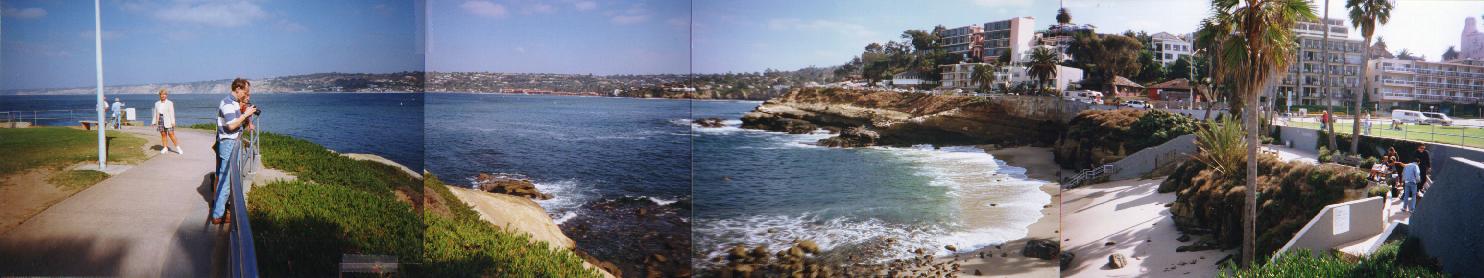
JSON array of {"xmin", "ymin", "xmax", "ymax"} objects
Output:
[{"xmin": 95, "ymin": 0, "xmax": 106, "ymax": 170}]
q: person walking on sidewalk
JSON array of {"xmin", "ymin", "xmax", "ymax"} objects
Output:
[
  {"xmin": 152, "ymin": 89, "xmax": 182, "ymax": 154},
  {"xmin": 210, "ymin": 78, "xmax": 258, "ymax": 225},
  {"xmin": 1401, "ymin": 156, "xmax": 1422, "ymax": 213}
]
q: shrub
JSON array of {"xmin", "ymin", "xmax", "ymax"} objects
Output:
[
  {"xmin": 1129, "ymin": 110, "xmax": 1199, "ymax": 151},
  {"xmin": 1192, "ymin": 117, "xmax": 1246, "ymax": 178},
  {"xmin": 1219, "ymin": 241, "xmax": 1447, "ymax": 277},
  {"xmin": 1318, "ymin": 146, "xmax": 1334, "ymax": 163}
]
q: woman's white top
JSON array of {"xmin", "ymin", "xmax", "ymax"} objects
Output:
[{"xmin": 152, "ymin": 100, "xmax": 177, "ymax": 128}]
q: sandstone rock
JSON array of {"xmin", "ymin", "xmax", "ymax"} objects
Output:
[
  {"xmin": 1022, "ymin": 239, "xmax": 1060, "ymax": 260},
  {"xmin": 693, "ymin": 117, "xmax": 726, "ymax": 128},
  {"xmin": 1107, "ymin": 254, "xmax": 1127, "ymax": 269},
  {"xmin": 817, "ymin": 126, "xmax": 880, "ymax": 148},
  {"xmin": 1060, "ymin": 252, "xmax": 1075, "ymax": 270},
  {"xmin": 473, "ymin": 173, "xmax": 551, "ymax": 200},
  {"xmin": 944, "ymin": 245, "xmax": 957, "ymax": 252}
]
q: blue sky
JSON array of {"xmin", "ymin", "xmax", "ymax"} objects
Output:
[
  {"xmin": 425, "ymin": 0, "xmax": 690, "ymax": 74},
  {"xmin": 694, "ymin": 0, "xmax": 1484, "ymax": 74},
  {"xmin": 1, "ymin": 0, "xmax": 422, "ymax": 90}
]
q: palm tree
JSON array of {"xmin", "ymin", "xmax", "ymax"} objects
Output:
[
  {"xmin": 1028, "ymin": 47, "xmax": 1061, "ymax": 95},
  {"xmin": 1057, "ymin": 7, "xmax": 1073, "ymax": 24},
  {"xmin": 1207, "ymin": 0, "xmax": 1315, "ymax": 268},
  {"xmin": 972, "ymin": 63, "xmax": 998, "ymax": 93},
  {"xmin": 1195, "ymin": 11, "xmax": 1236, "ymax": 122},
  {"xmin": 1347, "ymin": 0, "xmax": 1393, "ymax": 154}
]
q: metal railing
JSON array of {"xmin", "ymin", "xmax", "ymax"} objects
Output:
[
  {"xmin": 1064, "ymin": 164, "xmax": 1117, "ymax": 189},
  {"xmin": 227, "ymin": 115, "xmax": 261, "ymax": 278},
  {"xmin": 0, "ymin": 109, "xmax": 100, "ymax": 126},
  {"xmin": 1281, "ymin": 118, "xmax": 1484, "ymax": 149}
]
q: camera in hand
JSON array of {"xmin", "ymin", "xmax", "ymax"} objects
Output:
[{"xmin": 247, "ymin": 103, "xmax": 263, "ymax": 116}]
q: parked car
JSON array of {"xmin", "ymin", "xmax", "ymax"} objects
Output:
[
  {"xmin": 1391, "ymin": 109, "xmax": 1433, "ymax": 125},
  {"xmin": 1421, "ymin": 112, "xmax": 1454, "ymax": 126},
  {"xmin": 1123, "ymin": 100, "xmax": 1148, "ymax": 109},
  {"xmin": 1065, "ymin": 90, "xmax": 1104, "ymax": 105}
]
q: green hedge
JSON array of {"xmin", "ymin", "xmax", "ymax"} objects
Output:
[{"xmin": 1220, "ymin": 241, "xmax": 1446, "ymax": 277}]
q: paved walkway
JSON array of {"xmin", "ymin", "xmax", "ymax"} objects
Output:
[{"xmin": 0, "ymin": 126, "xmax": 226, "ymax": 277}]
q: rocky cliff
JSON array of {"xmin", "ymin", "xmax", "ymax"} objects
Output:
[{"xmin": 740, "ymin": 88, "xmax": 1065, "ymax": 147}]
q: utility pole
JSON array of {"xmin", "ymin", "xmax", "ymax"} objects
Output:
[{"xmin": 94, "ymin": 0, "xmax": 107, "ymax": 171}]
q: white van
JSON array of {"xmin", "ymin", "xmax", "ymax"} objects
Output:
[
  {"xmin": 1422, "ymin": 112, "xmax": 1454, "ymax": 126},
  {"xmin": 1065, "ymin": 90, "xmax": 1104, "ymax": 105},
  {"xmin": 1391, "ymin": 110, "xmax": 1432, "ymax": 125}
]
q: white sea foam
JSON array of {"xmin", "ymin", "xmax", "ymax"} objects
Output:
[{"xmin": 647, "ymin": 196, "xmax": 679, "ymax": 206}]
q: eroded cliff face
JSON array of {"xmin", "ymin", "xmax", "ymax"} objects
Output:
[{"xmin": 741, "ymin": 88, "xmax": 1064, "ymax": 147}]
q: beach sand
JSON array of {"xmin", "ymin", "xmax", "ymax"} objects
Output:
[
  {"xmin": 927, "ymin": 146, "xmax": 1063, "ymax": 277},
  {"xmin": 1061, "ymin": 178, "xmax": 1233, "ymax": 277}
]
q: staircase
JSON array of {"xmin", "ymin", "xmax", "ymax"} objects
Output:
[{"xmin": 1063, "ymin": 164, "xmax": 1117, "ymax": 189}]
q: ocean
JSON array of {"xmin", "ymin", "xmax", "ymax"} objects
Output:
[
  {"xmin": 689, "ymin": 99, "xmax": 1051, "ymax": 266},
  {"xmin": 0, "ymin": 93, "xmax": 425, "ymax": 170}
]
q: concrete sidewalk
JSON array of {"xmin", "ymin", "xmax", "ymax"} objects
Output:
[{"xmin": 0, "ymin": 126, "xmax": 227, "ymax": 277}]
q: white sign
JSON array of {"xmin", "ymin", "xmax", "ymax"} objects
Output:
[{"xmin": 1333, "ymin": 205, "xmax": 1350, "ymax": 235}]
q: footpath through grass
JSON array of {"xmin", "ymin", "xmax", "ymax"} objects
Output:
[
  {"xmin": 0, "ymin": 127, "xmax": 147, "ymax": 176},
  {"xmin": 1284, "ymin": 120, "xmax": 1484, "ymax": 149}
]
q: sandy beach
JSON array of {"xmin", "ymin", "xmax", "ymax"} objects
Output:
[
  {"xmin": 1061, "ymin": 178, "xmax": 1234, "ymax": 277},
  {"xmin": 926, "ymin": 146, "xmax": 1063, "ymax": 277}
]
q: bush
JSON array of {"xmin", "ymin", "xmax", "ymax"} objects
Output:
[
  {"xmin": 1165, "ymin": 155, "xmax": 1370, "ymax": 257},
  {"xmin": 1219, "ymin": 241, "xmax": 1447, "ymax": 277},
  {"xmin": 1054, "ymin": 109, "xmax": 1146, "ymax": 169},
  {"xmin": 1318, "ymin": 146, "xmax": 1334, "ymax": 163},
  {"xmin": 1129, "ymin": 110, "xmax": 1199, "ymax": 151}
]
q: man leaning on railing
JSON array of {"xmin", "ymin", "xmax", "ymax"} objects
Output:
[{"xmin": 212, "ymin": 78, "xmax": 258, "ymax": 225}]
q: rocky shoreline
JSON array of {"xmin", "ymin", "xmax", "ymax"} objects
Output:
[
  {"xmin": 738, "ymin": 88, "xmax": 1065, "ymax": 148},
  {"xmin": 454, "ymin": 173, "xmax": 691, "ymax": 277}
]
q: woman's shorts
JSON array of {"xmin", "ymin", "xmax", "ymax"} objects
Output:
[{"xmin": 157, "ymin": 125, "xmax": 174, "ymax": 132}]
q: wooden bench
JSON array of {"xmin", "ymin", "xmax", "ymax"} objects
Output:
[{"xmin": 80, "ymin": 120, "xmax": 99, "ymax": 130}]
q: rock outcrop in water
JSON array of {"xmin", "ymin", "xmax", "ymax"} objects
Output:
[
  {"xmin": 817, "ymin": 127, "xmax": 880, "ymax": 148},
  {"xmin": 473, "ymin": 173, "xmax": 551, "ymax": 200},
  {"xmin": 740, "ymin": 88, "xmax": 1065, "ymax": 147},
  {"xmin": 693, "ymin": 118, "xmax": 726, "ymax": 128}
]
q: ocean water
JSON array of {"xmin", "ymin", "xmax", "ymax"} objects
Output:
[
  {"xmin": 690, "ymin": 100, "xmax": 1051, "ymax": 266},
  {"xmin": 424, "ymin": 93, "xmax": 693, "ymax": 274},
  {"xmin": 0, "ymin": 93, "xmax": 425, "ymax": 170}
]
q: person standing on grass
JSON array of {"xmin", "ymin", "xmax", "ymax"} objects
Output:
[
  {"xmin": 1401, "ymin": 156, "xmax": 1422, "ymax": 213},
  {"xmin": 211, "ymin": 78, "xmax": 258, "ymax": 225},
  {"xmin": 152, "ymin": 89, "xmax": 182, "ymax": 154}
]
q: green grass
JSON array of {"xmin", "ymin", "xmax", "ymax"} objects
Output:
[
  {"xmin": 1220, "ymin": 241, "xmax": 1447, "ymax": 277},
  {"xmin": 421, "ymin": 174, "xmax": 602, "ymax": 278},
  {"xmin": 0, "ymin": 127, "xmax": 147, "ymax": 176},
  {"xmin": 45, "ymin": 170, "xmax": 109, "ymax": 190},
  {"xmin": 1286, "ymin": 120, "xmax": 1484, "ymax": 148},
  {"xmin": 256, "ymin": 132, "xmax": 420, "ymax": 199},
  {"xmin": 248, "ymin": 180, "xmax": 422, "ymax": 276}
]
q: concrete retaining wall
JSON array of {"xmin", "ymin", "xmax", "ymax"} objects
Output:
[
  {"xmin": 1409, "ymin": 156, "xmax": 1484, "ymax": 277},
  {"xmin": 1109, "ymin": 134, "xmax": 1197, "ymax": 181},
  {"xmin": 1275, "ymin": 197, "xmax": 1386, "ymax": 258},
  {"xmin": 1278, "ymin": 126, "xmax": 1320, "ymax": 153}
]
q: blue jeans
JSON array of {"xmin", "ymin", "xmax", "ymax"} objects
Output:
[
  {"xmin": 211, "ymin": 139, "xmax": 238, "ymax": 219},
  {"xmin": 1403, "ymin": 181, "xmax": 1418, "ymax": 212}
]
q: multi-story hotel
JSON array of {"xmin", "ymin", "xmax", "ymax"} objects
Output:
[
  {"xmin": 1367, "ymin": 58, "xmax": 1484, "ymax": 110},
  {"xmin": 982, "ymin": 17, "xmax": 1036, "ymax": 63},
  {"xmin": 1268, "ymin": 18, "xmax": 1366, "ymax": 107},
  {"xmin": 940, "ymin": 25, "xmax": 983, "ymax": 59},
  {"xmin": 1149, "ymin": 32, "xmax": 1192, "ymax": 65}
]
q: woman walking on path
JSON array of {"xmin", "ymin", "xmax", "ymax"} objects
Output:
[{"xmin": 152, "ymin": 89, "xmax": 182, "ymax": 154}]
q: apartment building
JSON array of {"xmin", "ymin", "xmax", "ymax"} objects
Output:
[
  {"xmin": 1269, "ymin": 19, "xmax": 1366, "ymax": 107},
  {"xmin": 982, "ymin": 17, "xmax": 1036, "ymax": 63},
  {"xmin": 1367, "ymin": 58, "xmax": 1484, "ymax": 110},
  {"xmin": 941, "ymin": 25, "xmax": 983, "ymax": 59},
  {"xmin": 1149, "ymin": 32, "xmax": 1192, "ymax": 65}
]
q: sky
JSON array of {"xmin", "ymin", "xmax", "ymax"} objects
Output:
[
  {"xmin": 1, "ymin": 0, "xmax": 423, "ymax": 90},
  {"xmin": 694, "ymin": 0, "xmax": 1484, "ymax": 74},
  {"xmin": 424, "ymin": 0, "xmax": 691, "ymax": 74}
]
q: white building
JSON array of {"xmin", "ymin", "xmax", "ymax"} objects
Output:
[
  {"xmin": 1149, "ymin": 32, "xmax": 1193, "ymax": 65},
  {"xmin": 982, "ymin": 17, "xmax": 1036, "ymax": 63},
  {"xmin": 1367, "ymin": 57, "xmax": 1484, "ymax": 110},
  {"xmin": 939, "ymin": 63, "xmax": 988, "ymax": 89},
  {"xmin": 1462, "ymin": 17, "xmax": 1484, "ymax": 60},
  {"xmin": 890, "ymin": 71, "xmax": 937, "ymax": 88},
  {"xmin": 984, "ymin": 64, "xmax": 1084, "ymax": 92}
]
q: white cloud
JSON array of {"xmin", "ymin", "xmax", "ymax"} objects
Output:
[
  {"xmin": 80, "ymin": 30, "xmax": 125, "ymax": 40},
  {"xmin": 154, "ymin": 1, "xmax": 266, "ymax": 27},
  {"xmin": 523, "ymin": 3, "xmax": 555, "ymax": 14},
  {"xmin": 767, "ymin": 18, "xmax": 876, "ymax": 38},
  {"xmin": 461, "ymin": 0, "xmax": 508, "ymax": 18},
  {"xmin": 2, "ymin": 7, "xmax": 47, "ymax": 19},
  {"xmin": 608, "ymin": 4, "xmax": 650, "ymax": 24},
  {"xmin": 972, "ymin": 0, "xmax": 1030, "ymax": 8},
  {"xmin": 574, "ymin": 1, "xmax": 597, "ymax": 11}
]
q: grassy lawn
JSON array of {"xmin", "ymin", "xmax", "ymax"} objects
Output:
[
  {"xmin": 1284, "ymin": 120, "xmax": 1484, "ymax": 149},
  {"xmin": 46, "ymin": 170, "xmax": 110, "ymax": 190},
  {"xmin": 0, "ymin": 127, "xmax": 148, "ymax": 176}
]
